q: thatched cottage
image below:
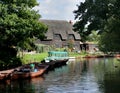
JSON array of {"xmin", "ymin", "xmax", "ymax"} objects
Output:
[{"xmin": 36, "ymin": 19, "xmax": 81, "ymax": 51}]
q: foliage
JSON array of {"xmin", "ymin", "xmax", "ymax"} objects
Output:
[
  {"xmin": 73, "ymin": 0, "xmax": 110, "ymax": 41},
  {"xmin": 0, "ymin": 0, "xmax": 47, "ymax": 68},
  {"xmin": 67, "ymin": 39, "xmax": 74, "ymax": 51},
  {"xmin": 74, "ymin": 0, "xmax": 120, "ymax": 53},
  {"xmin": 0, "ymin": 57, "xmax": 22, "ymax": 70},
  {"xmin": 87, "ymin": 30, "xmax": 100, "ymax": 43},
  {"xmin": 35, "ymin": 44, "xmax": 50, "ymax": 53},
  {"xmin": 98, "ymin": 17, "xmax": 120, "ymax": 53}
]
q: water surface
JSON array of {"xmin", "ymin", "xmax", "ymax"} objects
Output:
[{"xmin": 0, "ymin": 58, "xmax": 120, "ymax": 93}]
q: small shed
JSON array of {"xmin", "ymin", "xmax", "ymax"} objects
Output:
[{"xmin": 80, "ymin": 41, "xmax": 98, "ymax": 53}]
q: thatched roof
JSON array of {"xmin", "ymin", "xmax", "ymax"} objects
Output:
[{"xmin": 40, "ymin": 19, "xmax": 81, "ymax": 40}]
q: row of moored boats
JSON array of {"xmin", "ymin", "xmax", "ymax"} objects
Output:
[{"xmin": 0, "ymin": 51, "xmax": 69, "ymax": 81}]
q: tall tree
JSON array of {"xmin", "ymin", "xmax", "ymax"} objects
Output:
[
  {"xmin": 0, "ymin": 0, "xmax": 47, "ymax": 69},
  {"xmin": 87, "ymin": 30, "xmax": 100, "ymax": 43},
  {"xmin": 99, "ymin": 17, "xmax": 120, "ymax": 53},
  {"xmin": 73, "ymin": 0, "xmax": 110, "ymax": 41},
  {"xmin": 74, "ymin": 0, "xmax": 120, "ymax": 53}
]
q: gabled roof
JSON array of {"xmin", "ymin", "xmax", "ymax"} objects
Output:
[{"xmin": 40, "ymin": 19, "xmax": 81, "ymax": 40}]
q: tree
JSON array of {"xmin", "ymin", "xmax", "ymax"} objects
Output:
[
  {"xmin": 68, "ymin": 39, "xmax": 74, "ymax": 52},
  {"xmin": 87, "ymin": 30, "xmax": 100, "ymax": 43},
  {"xmin": 74, "ymin": 0, "xmax": 120, "ymax": 53},
  {"xmin": 73, "ymin": 0, "xmax": 110, "ymax": 41},
  {"xmin": 0, "ymin": 0, "xmax": 47, "ymax": 69},
  {"xmin": 98, "ymin": 17, "xmax": 120, "ymax": 53}
]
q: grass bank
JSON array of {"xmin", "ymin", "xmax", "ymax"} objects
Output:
[
  {"xmin": 21, "ymin": 52, "xmax": 48, "ymax": 64},
  {"xmin": 21, "ymin": 51, "xmax": 88, "ymax": 64}
]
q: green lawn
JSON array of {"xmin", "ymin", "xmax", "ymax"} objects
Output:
[
  {"xmin": 21, "ymin": 51, "xmax": 88, "ymax": 64},
  {"xmin": 21, "ymin": 51, "xmax": 104, "ymax": 64},
  {"xmin": 21, "ymin": 52, "xmax": 48, "ymax": 64}
]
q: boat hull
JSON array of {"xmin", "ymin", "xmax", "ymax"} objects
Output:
[
  {"xmin": 10, "ymin": 69, "xmax": 46, "ymax": 80},
  {"xmin": 0, "ymin": 64, "xmax": 48, "ymax": 81},
  {"xmin": 42, "ymin": 59, "xmax": 69, "ymax": 70},
  {"xmin": 0, "ymin": 69, "xmax": 15, "ymax": 81}
]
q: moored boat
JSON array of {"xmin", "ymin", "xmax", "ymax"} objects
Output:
[
  {"xmin": 0, "ymin": 63, "xmax": 48, "ymax": 81},
  {"xmin": 42, "ymin": 51, "xmax": 69, "ymax": 69},
  {"xmin": 45, "ymin": 51, "xmax": 69, "ymax": 62},
  {"xmin": 0, "ymin": 69, "xmax": 15, "ymax": 81},
  {"xmin": 0, "ymin": 73, "xmax": 6, "ymax": 81},
  {"xmin": 10, "ymin": 63, "xmax": 48, "ymax": 80}
]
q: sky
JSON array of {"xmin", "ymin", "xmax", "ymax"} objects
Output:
[{"xmin": 34, "ymin": 0, "xmax": 85, "ymax": 22}]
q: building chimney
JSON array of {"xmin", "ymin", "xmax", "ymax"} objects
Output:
[{"xmin": 69, "ymin": 20, "xmax": 73, "ymax": 24}]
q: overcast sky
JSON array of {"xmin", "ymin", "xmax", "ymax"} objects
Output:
[{"xmin": 34, "ymin": 0, "xmax": 84, "ymax": 22}]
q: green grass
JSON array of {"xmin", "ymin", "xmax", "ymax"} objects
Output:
[
  {"xmin": 21, "ymin": 51, "xmax": 89, "ymax": 64},
  {"xmin": 69, "ymin": 51, "xmax": 88, "ymax": 57},
  {"xmin": 21, "ymin": 52, "xmax": 48, "ymax": 64}
]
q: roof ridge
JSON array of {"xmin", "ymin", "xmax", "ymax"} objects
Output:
[{"xmin": 40, "ymin": 19, "xmax": 68, "ymax": 22}]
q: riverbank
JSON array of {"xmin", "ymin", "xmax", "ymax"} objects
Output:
[{"xmin": 21, "ymin": 51, "xmax": 120, "ymax": 64}]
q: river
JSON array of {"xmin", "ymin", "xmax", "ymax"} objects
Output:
[{"xmin": 0, "ymin": 57, "xmax": 120, "ymax": 93}]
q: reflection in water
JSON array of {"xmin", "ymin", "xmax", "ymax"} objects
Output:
[
  {"xmin": 0, "ymin": 77, "xmax": 45, "ymax": 93},
  {"xmin": 1, "ymin": 58, "xmax": 120, "ymax": 93}
]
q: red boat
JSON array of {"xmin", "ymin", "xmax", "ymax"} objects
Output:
[
  {"xmin": 0, "ymin": 73, "xmax": 6, "ymax": 81},
  {"xmin": 0, "ymin": 63, "xmax": 48, "ymax": 81},
  {"xmin": 0, "ymin": 69, "xmax": 14, "ymax": 81},
  {"xmin": 10, "ymin": 63, "xmax": 48, "ymax": 80}
]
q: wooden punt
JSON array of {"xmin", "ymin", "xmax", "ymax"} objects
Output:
[
  {"xmin": 0, "ymin": 69, "xmax": 15, "ymax": 81},
  {"xmin": 0, "ymin": 63, "xmax": 48, "ymax": 81},
  {"xmin": 10, "ymin": 64, "xmax": 48, "ymax": 80}
]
